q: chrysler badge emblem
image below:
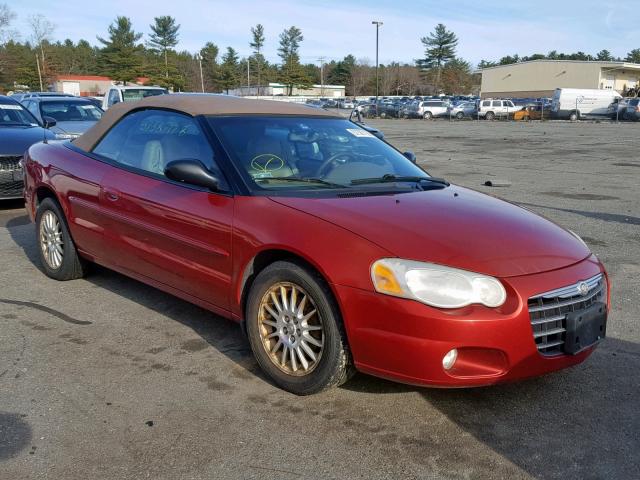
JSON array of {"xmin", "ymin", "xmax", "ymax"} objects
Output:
[{"xmin": 577, "ymin": 282, "xmax": 589, "ymax": 296}]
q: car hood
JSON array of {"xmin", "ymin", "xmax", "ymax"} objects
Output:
[
  {"xmin": 0, "ymin": 126, "xmax": 55, "ymax": 155},
  {"xmin": 269, "ymin": 186, "xmax": 591, "ymax": 278},
  {"xmin": 51, "ymin": 121, "xmax": 97, "ymax": 135}
]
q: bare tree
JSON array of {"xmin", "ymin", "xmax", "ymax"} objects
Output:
[
  {"xmin": 0, "ymin": 3, "xmax": 18, "ymax": 44},
  {"xmin": 350, "ymin": 58, "xmax": 371, "ymax": 96},
  {"xmin": 28, "ymin": 14, "xmax": 56, "ymax": 73}
]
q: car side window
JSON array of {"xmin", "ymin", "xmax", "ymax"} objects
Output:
[
  {"xmin": 92, "ymin": 109, "xmax": 228, "ymax": 191},
  {"xmin": 482, "ymin": 100, "xmax": 490, "ymax": 107},
  {"xmin": 25, "ymin": 101, "xmax": 40, "ymax": 118},
  {"xmin": 108, "ymin": 90, "xmax": 120, "ymax": 107},
  {"xmin": 492, "ymin": 100, "xmax": 502, "ymax": 107}
]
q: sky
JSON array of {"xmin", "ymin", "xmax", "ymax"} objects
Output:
[{"xmin": 7, "ymin": 0, "xmax": 640, "ymax": 66}]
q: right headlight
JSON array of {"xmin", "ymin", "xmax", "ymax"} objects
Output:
[{"xmin": 371, "ymin": 259, "xmax": 507, "ymax": 309}]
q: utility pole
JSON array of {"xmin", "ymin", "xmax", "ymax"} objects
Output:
[
  {"xmin": 196, "ymin": 54, "xmax": 204, "ymax": 93},
  {"xmin": 247, "ymin": 58, "xmax": 250, "ymax": 94},
  {"xmin": 317, "ymin": 56, "xmax": 326, "ymax": 97},
  {"xmin": 372, "ymin": 21, "xmax": 383, "ymax": 116},
  {"xmin": 35, "ymin": 55, "xmax": 43, "ymax": 91}
]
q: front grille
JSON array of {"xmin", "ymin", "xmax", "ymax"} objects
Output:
[
  {"xmin": 0, "ymin": 155, "xmax": 24, "ymax": 199},
  {"xmin": 0, "ymin": 155, "xmax": 22, "ymax": 172},
  {"xmin": 528, "ymin": 274, "xmax": 606, "ymax": 356}
]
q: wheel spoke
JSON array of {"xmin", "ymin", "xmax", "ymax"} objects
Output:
[
  {"xmin": 262, "ymin": 319, "xmax": 278, "ymax": 328},
  {"xmin": 280, "ymin": 344, "xmax": 288, "ymax": 366},
  {"xmin": 304, "ymin": 324, "xmax": 322, "ymax": 331},
  {"xmin": 300, "ymin": 340, "xmax": 316, "ymax": 361},
  {"xmin": 280, "ymin": 286, "xmax": 288, "ymax": 310},
  {"xmin": 271, "ymin": 338, "xmax": 282, "ymax": 353},
  {"xmin": 296, "ymin": 295, "xmax": 307, "ymax": 316},
  {"xmin": 301, "ymin": 309, "xmax": 317, "ymax": 322},
  {"xmin": 302, "ymin": 332, "xmax": 322, "ymax": 348},
  {"xmin": 270, "ymin": 291, "xmax": 282, "ymax": 312},
  {"xmin": 264, "ymin": 305, "xmax": 279, "ymax": 320},
  {"xmin": 295, "ymin": 346, "xmax": 309, "ymax": 371},
  {"xmin": 290, "ymin": 346, "xmax": 298, "ymax": 371},
  {"xmin": 290, "ymin": 286, "xmax": 297, "ymax": 312}
]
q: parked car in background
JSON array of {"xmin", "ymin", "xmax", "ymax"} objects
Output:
[
  {"xmin": 22, "ymin": 96, "xmax": 104, "ymax": 139},
  {"xmin": 23, "ymin": 94, "xmax": 608, "ymax": 395},
  {"xmin": 477, "ymin": 99, "xmax": 519, "ymax": 120},
  {"xmin": 407, "ymin": 100, "xmax": 449, "ymax": 119},
  {"xmin": 551, "ymin": 88, "xmax": 621, "ymax": 120},
  {"xmin": 447, "ymin": 101, "xmax": 476, "ymax": 119},
  {"xmin": 0, "ymin": 95, "xmax": 55, "ymax": 199},
  {"xmin": 338, "ymin": 99, "xmax": 355, "ymax": 109},
  {"xmin": 513, "ymin": 104, "xmax": 545, "ymax": 121},
  {"xmin": 607, "ymin": 97, "xmax": 633, "ymax": 120},
  {"xmin": 86, "ymin": 96, "xmax": 104, "ymax": 109},
  {"xmin": 624, "ymin": 98, "xmax": 640, "ymax": 121},
  {"xmin": 17, "ymin": 92, "xmax": 76, "ymax": 102},
  {"xmin": 102, "ymin": 85, "xmax": 168, "ymax": 110}
]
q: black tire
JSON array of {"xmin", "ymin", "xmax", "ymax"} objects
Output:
[
  {"xmin": 569, "ymin": 111, "xmax": 579, "ymax": 121},
  {"xmin": 485, "ymin": 111, "xmax": 495, "ymax": 121},
  {"xmin": 35, "ymin": 197, "xmax": 87, "ymax": 281},
  {"xmin": 423, "ymin": 111, "xmax": 433, "ymax": 120},
  {"xmin": 455, "ymin": 112, "xmax": 464, "ymax": 119},
  {"xmin": 245, "ymin": 260, "xmax": 354, "ymax": 395}
]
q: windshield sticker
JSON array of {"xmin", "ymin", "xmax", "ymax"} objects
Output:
[
  {"xmin": 0, "ymin": 104, "xmax": 23, "ymax": 110},
  {"xmin": 346, "ymin": 128, "xmax": 374, "ymax": 138}
]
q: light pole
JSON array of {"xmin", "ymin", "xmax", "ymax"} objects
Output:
[
  {"xmin": 196, "ymin": 53, "xmax": 204, "ymax": 93},
  {"xmin": 372, "ymin": 21, "xmax": 383, "ymax": 116}
]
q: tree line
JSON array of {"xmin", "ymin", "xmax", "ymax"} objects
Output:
[
  {"xmin": 9, "ymin": 5, "xmax": 637, "ymax": 98},
  {"xmin": 0, "ymin": 4, "xmax": 482, "ymax": 96}
]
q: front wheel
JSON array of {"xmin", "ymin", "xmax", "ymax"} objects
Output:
[
  {"xmin": 423, "ymin": 111, "xmax": 433, "ymax": 120},
  {"xmin": 36, "ymin": 197, "xmax": 87, "ymax": 280},
  {"xmin": 245, "ymin": 261, "xmax": 353, "ymax": 395},
  {"xmin": 485, "ymin": 111, "xmax": 495, "ymax": 121},
  {"xmin": 569, "ymin": 111, "xmax": 579, "ymax": 121},
  {"xmin": 455, "ymin": 112, "xmax": 464, "ymax": 119}
]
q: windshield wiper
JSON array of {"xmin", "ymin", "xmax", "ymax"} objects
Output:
[
  {"xmin": 350, "ymin": 174, "xmax": 450, "ymax": 186},
  {"xmin": 256, "ymin": 177, "xmax": 346, "ymax": 188}
]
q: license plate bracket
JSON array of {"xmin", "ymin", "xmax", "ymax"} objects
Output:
[{"xmin": 563, "ymin": 302, "xmax": 607, "ymax": 355}]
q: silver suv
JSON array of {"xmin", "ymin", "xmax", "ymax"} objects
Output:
[{"xmin": 412, "ymin": 100, "xmax": 449, "ymax": 119}]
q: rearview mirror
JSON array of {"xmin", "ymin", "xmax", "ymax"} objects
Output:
[
  {"xmin": 164, "ymin": 159, "xmax": 219, "ymax": 191},
  {"xmin": 403, "ymin": 151, "xmax": 417, "ymax": 163},
  {"xmin": 42, "ymin": 116, "xmax": 57, "ymax": 128}
]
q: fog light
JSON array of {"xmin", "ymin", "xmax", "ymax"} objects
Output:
[{"xmin": 442, "ymin": 349, "xmax": 458, "ymax": 370}]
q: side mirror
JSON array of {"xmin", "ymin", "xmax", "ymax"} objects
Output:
[
  {"xmin": 43, "ymin": 116, "xmax": 57, "ymax": 128},
  {"xmin": 164, "ymin": 159, "xmax": 219, "ymax": 191},
  {"xmin": 403, "ymin": 151, "xmax": 417, "ymax": 163}
]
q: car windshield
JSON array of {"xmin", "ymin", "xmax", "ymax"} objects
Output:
[
  {"xmin": 121, "ymin": 89, "xmax": 168, "ymax": 102},
  {"xmin": 0, "ymin": 102, "xmax": 39, "ymax": 127},
  {"xmin": 209, "ymin": 116, "xmax": 430, "ymax": 192},
  {"xmin": 40, "ymin": 101, "xmax": 103, "ymax": 122}
]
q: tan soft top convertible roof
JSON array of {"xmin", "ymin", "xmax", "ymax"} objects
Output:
[{"xmin": 73, "ymin": 93, "xmax": 340, "ymax": 152}]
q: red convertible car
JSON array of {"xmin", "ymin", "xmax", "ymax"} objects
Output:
[{"xmin": 23, "ymin": 94, "xmax": 609, "ymax": 394}]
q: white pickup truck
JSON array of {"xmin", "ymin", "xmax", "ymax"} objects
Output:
[{"xmin": 102, "ymin": 85, "xmax": 168, "ymax": 110}]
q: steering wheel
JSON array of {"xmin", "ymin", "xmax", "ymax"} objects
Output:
[{"xmin": 315, "ymin": 152, "xmax": 355, "ymax": 177}]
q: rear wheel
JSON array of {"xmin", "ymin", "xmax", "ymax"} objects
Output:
[
  {"xmin": 569, "ymin": 111, "xmax": 579, "ymax": 121},
  {"xmin": 245, "ymin": 261, "xmax": 353, "ymax": 395},
  {"xmin": 455, "ymin": 112, "xmax": 464, "ymax": 119},
  {"xmin": 36, "ymin": 197, "xmax": 87, "ymax": 280},
  {"xmin": 485, "ymin": 111, "xmax": 495, "ymax": 121},
  {"xmin": 423, "ymin": 111, "xmax": 433, "ymax": 120}
]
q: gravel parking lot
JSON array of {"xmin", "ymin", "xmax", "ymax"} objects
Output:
[{"xmin": 1, "ymin": 120, "xmax": 638, "ymax": 480}]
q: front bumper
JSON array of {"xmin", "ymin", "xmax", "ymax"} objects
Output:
[{"xmin": 336, "ymin": 255, "xmax": 607, "ymax": 387}]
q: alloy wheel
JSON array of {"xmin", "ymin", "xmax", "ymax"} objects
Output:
[
  {"xmin": 39, "ymin": 210, "xmax": 64, "ymax": 269},
  {"xmin": 257, "ymin": 282, "xmax": 324, "ymax": 376}
]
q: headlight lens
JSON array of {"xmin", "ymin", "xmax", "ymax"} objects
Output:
[{"xmin": 371, "ymin": 259, "xmax": 507, "ymax": 309}]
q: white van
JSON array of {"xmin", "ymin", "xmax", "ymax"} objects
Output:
[
  {"xmin": 550, "ymin": 88, "xmax": 621, "ymax": 120},
  {"xmin": 102, "ymin": 85, "xmax": 168, "ymax": 110}
]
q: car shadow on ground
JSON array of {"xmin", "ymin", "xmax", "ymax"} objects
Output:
[
  {"xmin": 6, "ymin": 219, "xmax": 639, "ymax": 478},
  {"xmin": 345, "ymin": 337, "xmax": 640, "ymax": 479}
]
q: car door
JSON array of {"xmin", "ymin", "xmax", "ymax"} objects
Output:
[{"xmin": 91, "ymin": 109, "xmax": 234, "ymax": 311}]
